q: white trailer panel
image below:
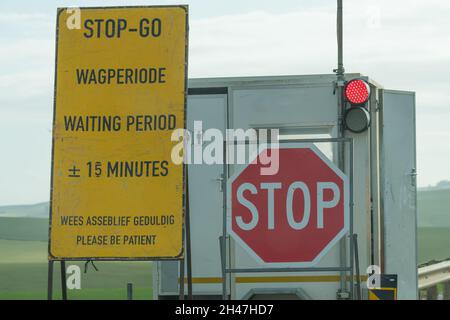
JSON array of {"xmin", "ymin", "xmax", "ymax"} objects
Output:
[
  {"xmin": 380, "ymin": 89, "xmax": 417, "ymax": 299},
  {"xmin": 154, "ymin": 75, "xmax": 417, "ymax": 300}
]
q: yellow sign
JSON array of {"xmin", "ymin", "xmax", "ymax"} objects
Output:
[
  {"xmin": 368, "ymin": 288, "xmax": 397, "ymax": 300},
  {"xmin": 368, "ymin": 274, "xmax": 398, "ymax": 300},
  {"xmin": 49, "ymin": 6, "xmax": 188, "ymax": 259}
]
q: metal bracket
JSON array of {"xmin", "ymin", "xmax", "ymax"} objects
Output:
[
  {"xmin": 408, "ymin": 168, "xmax": 417, "ymax": 187},
  {"xmin": 375, "ymin": 99, "xmax": 381, "ymax": 112},
  {"xmin": 215, "ymin": 174, "xmax": 224, "ymax": 192},
  {"xmin": 333, "ymin": 79, "xmax": 345, "ymax": 95},
  {"xmin": 333, "ymin": 68, "xmax": 346, "ymax": 75},
  {"xmin": 336, "ymin": 290, "xmax": 351, "ymax": 300}
]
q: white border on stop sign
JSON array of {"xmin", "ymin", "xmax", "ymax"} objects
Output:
[{"xmin": 226, "ymin": 143, "xmax": 350, "ymax": 267}]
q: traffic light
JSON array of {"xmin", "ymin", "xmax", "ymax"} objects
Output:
[{"xmin": 343, "ymin": 78, "xmax": 371, "ymax": 133}]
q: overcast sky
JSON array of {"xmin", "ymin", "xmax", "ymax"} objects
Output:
[{"xmin": 1, "ymin": 0, "xmax": 449, "ymax": 205}]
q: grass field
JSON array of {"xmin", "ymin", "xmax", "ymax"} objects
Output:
[
  {"xmin": 417, "ymin": 227, "xmax": 450, "ymax": 264},
  {"xmin": 0, "ymin": 217, "xmax": 48, "ymax": 241},
  {"xmin": 0, "ymin": 239, "xmax": 153, "ymax": 300},
  {"xmin": 0, "ymin": 187, "xmax": 449, "ymax": 300},
  {"xmin": 418, "ymin": 189, "xmax": 450, "ymax": 227},
  {"xmin": 0, "ymin": 217, "xmax": 154, "ymax": 300}
]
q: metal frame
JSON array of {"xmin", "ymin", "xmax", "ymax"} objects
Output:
[
  {"xmin": 219, "ymin": 137, "xmax": 359, "ymax": 300},
  {"xmin": 241, "ymin": 287, "xmax": 312, "ymax": 300},
  {"xmin": 418, "ymin": 261, "xmax": 450, "ymax": 300}
]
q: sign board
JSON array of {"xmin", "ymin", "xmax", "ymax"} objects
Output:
[
  {"xmin": 368, "ymin": 274, "xmax": 398, "ymax": 300},
  {"xmin": 49, "ymin": 6, "xmax": 188, "ymax": 259},
  {"xmin": 228, "ymin": 145, "xmax": 349, "ymax": 266}
]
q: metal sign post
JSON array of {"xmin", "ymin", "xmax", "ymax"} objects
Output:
[
  {"xmin": 335, "ymin": 0, "xmax": 348, "ymax": 297},
  {"xmin": 185, "ymin": 170, "xmax": 193, "ymax": 299}
]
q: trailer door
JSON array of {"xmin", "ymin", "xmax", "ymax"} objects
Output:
[
  {"xmin": 380, "ymin": 89, "xmax": 417, "ymax": 299},
  {"xmin": 156, "ymin": 91, "xmax": 227, "ymax": 298}
]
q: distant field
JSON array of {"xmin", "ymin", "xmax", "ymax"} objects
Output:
[
  {"xmin": 0, "ymin": 202, "xmax": 49, "ymax": 218},
  {"xmin": 0, "ymin": 216, "xmax": 155, "ymax": 300},
  {"xmin": 1, "ymin": 189, "xmax": 449, "ymax": 300},
  {"xmin": 418, "ymin": 189, "xmax": 450, "ymax": 227},
  {"xmin": 0, "ymin": 287, "xmax": 152, "ymax": 300},
  {"xmin": 0, "ymin": 240, "xmax": 153, "ymax": 300},
  {"xmin": 0, "ymin": 217, "xmax": 47, "ymax": 241},
  {"xmin": 417, "ymin": 227, "xmax": 450, "ymax": 264},
  {"xmin": 0, "ymin": 239, "xmax": 47, "ymax": 263}
]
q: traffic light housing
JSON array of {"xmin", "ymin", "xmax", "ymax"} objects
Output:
[{"xmin": 343, "ymin": 78, "xmax": 371, "ymax": 133}]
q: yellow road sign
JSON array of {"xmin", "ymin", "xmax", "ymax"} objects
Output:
[
  {"xmin": 49, "ymin": 6, "xmax": 188, "ymax": 259},
  {"xmin": 368, "ymin": 288, "xmax": 397, "ymax": 300},
  {"xmin": 368, "ymin": 274, "xmax": 398, "ymax": 300}
]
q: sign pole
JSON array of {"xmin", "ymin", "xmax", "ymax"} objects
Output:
[
  {"xmin": 60, "ymin": 260, "xmax": 67, "ymax": 300},
  {"xmin": 336, "ymin": 0, "xmax": 349, "ymax": 296},
  {"xmin": 47, "ymin": 260, "xmax": 54, "ymax": 300},
  {"xmin": 221, "ymin": 141, "xmax": 229, "ymax": 300},
  {"xmin": 179, "ymin": 258, "xmax": 185, "ymax": 300},
  {"xmin": 185, "ymin": 169, "xmax": 193, "ymax": 299},
  {"xmin": 353, "ymin": 234, "xmax": 362, "ymax": 300},
  {"xmin": 336, "ymin": 0, "xmax": 344, "ymax": 79}
]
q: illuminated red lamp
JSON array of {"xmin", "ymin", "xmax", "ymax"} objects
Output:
[{"xmin": 344, "ymin": 79, "xmax": 370, "ymax": 105}]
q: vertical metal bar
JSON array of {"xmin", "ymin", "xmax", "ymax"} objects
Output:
[
  {"xmin": 353, "ymin": 234, "xmax": 361, "ymax": 300},
  {"xmin": 179, "ymin": 259, "xmax": 185, "ymax": 300},
  {"xmin": 349, "ymin": 140, "xmax": 354, "ymax": 299},
  {"xmin": 337, "ymin": 136, "xmax": 347, "ymax": 294},
  {"xmin": 444, "ymin": 281, "xmax": 450, "ymax": 300},
  {"xmin": 427, "ymin": 286, "xmax": 438, "ymax": 300},
  {"xmin": 369, "ymin": 85, "xmax": 381, "ymax": 268},
  {"xmin": 378, "ymin": 90, "xmax": 386, "ymax": 272},
  {"xmin": 47, "ymin": 260, "xmax": 54, "ymax": 300},
  {"xmin": 127, "ymin": 283, "xmax": 133, "ymax": 300},
  {"xmin": 338, "ymin": 171, "xmax": 348, "ymax": 295},
  {"xmin": 338, "ymin": 149, "xmax": 348, "ymax": 294},
  {"xmin": 336, "ymin": 0, "xmax": 347, "ymax": 294},
  {"xmin": 336, "ymin": 0, "xmax": 344, "ymax": 79},
  {"xmin": 185, "ymin": 169, "xmax": 193, "ymax": 300},
  {"xmin": 60, "ymin": 260, "xmax": 67, "ymax": 300},
  {"xmin": 219, "ymin": 236, "xmax": 227, "ymax": 300},
  {"xmin": 221, "ymin": 140, "xmax": 228, "ymax": 300}
]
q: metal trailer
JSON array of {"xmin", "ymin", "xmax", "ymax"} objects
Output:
[{"xmin": 153, "ymin": 74, "xmax": 417, "ymax": 300}]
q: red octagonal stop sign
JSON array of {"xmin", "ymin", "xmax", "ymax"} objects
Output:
[{"xmin": 227, "ymin": 144, "xmax": 349, "ymax": 266}]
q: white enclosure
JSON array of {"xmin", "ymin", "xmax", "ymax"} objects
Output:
[{"xmin": 154, "ymin": 74, "xmax": 417, "ymax": 300}]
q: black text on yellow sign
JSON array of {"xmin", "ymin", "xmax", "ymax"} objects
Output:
[{"xmin": 49, "ymin": 6, "xmax": 188, "ymax": 259}]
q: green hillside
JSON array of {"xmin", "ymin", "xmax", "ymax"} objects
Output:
[
  {"xmin": 0, "ymin": 217, "xmax": 47, "ymax": 241},
  {"xmin": 0, "ymin": 214, "xmax": 153, "ymax": 299},
  {"xmin": 418, "ymin": 188, "xmax": 450, "ymax": 227},
  {"xmin": 418, "ymin": 227, "xmax": 450, "ymax": 264},
  {"xmin": 0, "ymin": 240, "xmax": 154, "ymax": 299},
  {"xmin": 0, "ymin": 187, "xmax": 448, "ymax": 299},
  {"xmin": 2, "ymin": 186, "xmax": 449, "ymax": 226},
  {"xmin": 0, "ymin": 202, "xmax": 49, "ymax": 218},
  {"xmin": 0, "ymin": 238, "xmax": 154, "ymax": 300}
]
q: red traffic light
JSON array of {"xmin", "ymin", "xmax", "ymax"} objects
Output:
[{"xmin": 344, "ymin": 79, "xmax": 370, "ymax": 105}]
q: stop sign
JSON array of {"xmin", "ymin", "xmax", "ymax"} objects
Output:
[{"xmin": 227, "ymin": 145, "xmax": 349, "ymax": 266}]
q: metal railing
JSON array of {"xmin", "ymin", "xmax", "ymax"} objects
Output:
[{"xmin": 418, "ymin": 260, "xmax": 450, "ymax": 300}]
